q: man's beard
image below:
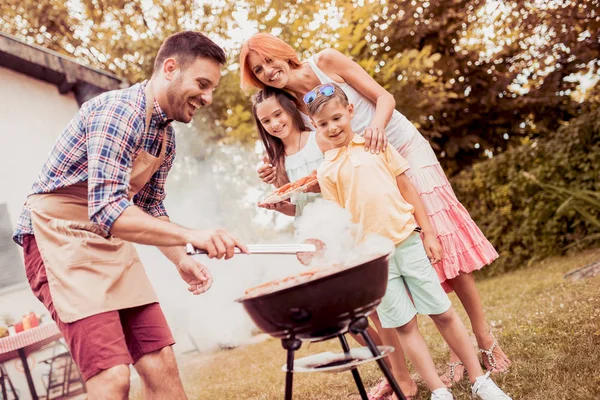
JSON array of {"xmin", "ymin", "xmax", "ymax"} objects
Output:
[{"xmin": 166, "ymin": 76, "xmax": 187, "ymax": 123}]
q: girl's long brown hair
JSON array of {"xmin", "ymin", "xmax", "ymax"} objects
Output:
[{"xmin": 252, "ymin": 87, "xmax": 308, "ymax": 188}]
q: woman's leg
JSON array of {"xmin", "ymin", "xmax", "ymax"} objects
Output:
[
  {"xmin": 446, "ymin": 273, "xmax": 511, "ymax": 372},
  {"xmin": 429, "ymin": 308, "xmax": 484, "ymax": 384}
]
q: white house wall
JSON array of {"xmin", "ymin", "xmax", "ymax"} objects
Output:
[
  {"xmin": 0, "ymin": 65, "xmax": 79, "ymax": 228},
  {"xmin": 0, "ymin": 65, "xmax": 79, "ymax": 318}
]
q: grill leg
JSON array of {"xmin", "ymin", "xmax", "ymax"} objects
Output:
[
  {"xmin": 281, "ymin": 338, "xmax": 302, "ymax": 400},
  {"xmin": 350, "ymin": 317, "xmax": 407, "ymax": 400},
  {"xmin": 338, "ymin": 335, "xmax": 369, "ymax": 400}
]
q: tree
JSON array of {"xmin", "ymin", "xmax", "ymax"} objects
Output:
[
  {"xmin": 364, "ymin": 0, "xmax": 600, "ymax": 173},
  {"xmin": 2, "ymin": 0, "xmax": 598, "ymax": 174},
  {"xmin": 1, "ymin": 0, "xmax": 235, "ymax": 82}
]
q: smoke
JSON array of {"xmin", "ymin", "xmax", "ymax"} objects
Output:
[
  {"xmin": 137, "ymin": 127, "xmax": 393, "ymax": 355},
  {"xmin": 137, "ymin": 129, "xmax": 305, "ymax": 355},
  {"xmin": 294, "ymin": 198, "xmax": 395, "ymax": 268}
]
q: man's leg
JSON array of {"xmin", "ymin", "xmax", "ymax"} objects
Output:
[
  {"xmin": 23, "ymin": 235, "xmax": 135, "ymax": 397},
  {"xmin": 85, "ymin": 365, "xmax": 130, "ymax": 400},
  {"xmin": 134, "ymin": 346, "xmax": 186, "ymax": 399},
  {"xmin": 120, "ymin": 303, "xmax": 183, "ymax": 399}
]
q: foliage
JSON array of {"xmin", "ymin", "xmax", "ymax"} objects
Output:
[
  {"xmin": 1, "ymin": 1, "xmax": 598, "ymax": 172},
  {"xmin": 523, "ymin": 173, "xmax": 600, "ymax": 250},
  {"xmin": 0, "ymin": 0, "xmax": 235, "ymax": 81},
  {"xmin": 451, "ymin": 107, "xmax": 600, "ymax": 275},
  {"xmin": 360, "ymin": 0, "xmax": 600, "ymax": 174}
]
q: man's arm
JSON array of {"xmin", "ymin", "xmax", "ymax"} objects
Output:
[
  {"xmin": 155, "ymin": 216, "xmax": 215, "ymax": 296},
  {"xmin": 84, "ymin": 102, "xmax": 245, "ymax": 259},
  {"xmin": 110, "ymin": 206, "xmax": 245, "ymax": 259},
  {"xmin": 155, "ymin": 216, "xmax": 187, "ymax": 265}
]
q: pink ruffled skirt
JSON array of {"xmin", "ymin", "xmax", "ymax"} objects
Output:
[{"xmin": 402, "ymin": 142, "xmax": 498, "ymax": 292}]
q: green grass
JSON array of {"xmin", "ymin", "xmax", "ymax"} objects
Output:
[{"xmin": 131, "ymin": 248, "xmax": 600, "ymax": 399}]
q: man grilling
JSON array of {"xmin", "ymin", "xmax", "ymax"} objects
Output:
[{"xmin": 13, "ymin": 31, "xmax": 246, "ymax": 399}]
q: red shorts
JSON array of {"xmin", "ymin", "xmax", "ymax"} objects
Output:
[{"xmin": 22, "ymin": 235, "xmax": 175, "ymax": 381}]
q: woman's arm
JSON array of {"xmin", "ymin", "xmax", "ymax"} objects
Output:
[
  {"xmin": 316, "ymin": 49, "xmax": 394, "ymax": 154},
  {"xmin": 396, "ymin": 174, "xmax": 443, "ymax": 264}
]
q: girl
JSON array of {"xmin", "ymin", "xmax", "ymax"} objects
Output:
[
  {"xmin": 253, "ymin": 88, "xmax": 323, "ymax": 217},
  {"xmin": 241, "ymin": 33, "xmax": 510, "ymax": 385},
  {"xmin": 252, "ymin": 87, "xmax": 418, "ymax": 399}
]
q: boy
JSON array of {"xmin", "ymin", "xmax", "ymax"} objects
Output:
[{"xmin": 307, "ymin": 83, "xmax": 511, "ymax": 400}]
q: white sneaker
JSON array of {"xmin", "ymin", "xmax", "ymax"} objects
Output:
[
  {"xmin": 472, "ymin": 372, "xmax": 512, "ymax": 399},
  {"xmin": 431, "ymin": 387, "xmax": 454, "ymax": 400}
]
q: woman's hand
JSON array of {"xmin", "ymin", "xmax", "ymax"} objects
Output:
[
  {"xmin": 257, "ymin": 156, "xmax": 277, "ymax": 185},
  {"xmin": 422, "ymin": 232, "xmax": 443, "ymax": 265},
  {"xmin": 363, "ymin": 124, "xmax": 387, "ymax": 154}
]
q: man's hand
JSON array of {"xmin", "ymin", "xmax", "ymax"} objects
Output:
[
  {"xmin": 187, "ymin": 229, "xmax": 248, "ymax": 259},
  {"xmin": 176, "ymin": 256, "xmax": 214, "ymax": 295}
]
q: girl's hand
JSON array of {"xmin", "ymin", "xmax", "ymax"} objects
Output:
[
  {"xmin": 303, "ymin": 180, "xmax": 321, "ymax": 193},
  {"xmin": 258, "ymin": 199, "xmax": 294, "ymax": 213},
  {"xmin": 363, "ymin": 125, "xmax": 388, "ymax": 154},
  {"xmin": 257, "ymin": 156, "xmax": 277, "ymax": 184},
  {"xmin": 422, "ymin": 232, "xmax": 443, "ymax": 264}
]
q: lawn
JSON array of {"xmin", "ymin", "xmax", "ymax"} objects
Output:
[{"xmin": 131, "ymin": 247, "xmax": 600, "ymax": 399}]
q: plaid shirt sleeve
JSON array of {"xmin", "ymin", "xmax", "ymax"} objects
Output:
[
  {"xmin": 133, "ymin": 138, "xmax": 176, "ymax": 218},
  {"xmin": 86, "ymin": 100, "xmax": 143, "ymax": 234}
]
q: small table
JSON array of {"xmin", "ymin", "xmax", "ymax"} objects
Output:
[{"xmin": 0, "ymin": 323, "xmax": 63, "ymax": 400}]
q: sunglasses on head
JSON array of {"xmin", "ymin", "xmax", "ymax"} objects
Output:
[{"xmin": 303, "ymin": 84, "xmax": 335, "ymax": 105}]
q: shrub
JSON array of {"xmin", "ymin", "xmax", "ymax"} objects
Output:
[{"xmin": 451, "ymin": 108, "xmax": 600, "ymax": 275}]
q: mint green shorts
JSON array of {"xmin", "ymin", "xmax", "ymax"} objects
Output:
[{"xmin": 376, "ymin": 232, "xmax": 452, "ymax": 328}]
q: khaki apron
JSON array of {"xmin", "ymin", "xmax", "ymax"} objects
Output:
[{"xmin": 28, "ymin": 87, "xmax": 167, "ymax": 323}]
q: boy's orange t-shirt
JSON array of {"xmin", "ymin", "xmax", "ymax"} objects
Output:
[{"xmin": 317, "ymin": 135, "xmax": 417, "ymax": 245}]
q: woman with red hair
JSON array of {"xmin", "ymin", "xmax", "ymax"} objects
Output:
[{"xmin": 240, "ymin": 33, "xmax": 511, "ymax": 391}]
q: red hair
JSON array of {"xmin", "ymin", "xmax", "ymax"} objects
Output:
[{"xmin": 239, "ymin": 33, "xmax": 302, "ymax": 91}]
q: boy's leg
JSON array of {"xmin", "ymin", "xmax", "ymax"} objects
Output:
[
  {"xmin": 376, "ymin": 240, "xmax": 441, "ymax": 393},
  {"xmin": 350, "ymin": 322, "xmax": 396, "ymax": 372},
  {"xmin": 395, "ymin": 317, "xmax": 446, "ymax": 391},
  {"xmin": 429, "ymin": 308, "xmax": 484, "ymax": 384},
  {"xmin": 394, "ymin": 233, "xmax": 485, "ymax": 383},
  {"xmin": 370, "ymin": 311, "xmax": 418, "ymax": 396}
]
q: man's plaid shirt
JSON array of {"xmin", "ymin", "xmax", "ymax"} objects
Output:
[{"xmin": 13, "ymin": 81, "xmax": 176, "ymax": 245}]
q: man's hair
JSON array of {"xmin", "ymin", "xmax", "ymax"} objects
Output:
[
  {"xmin": 153, "ymin": 31, "xmax": 227, "ymax": 74},
  {"xmin": 307, "ymin": 83, "xmax": 349, "ymax": 116}
]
